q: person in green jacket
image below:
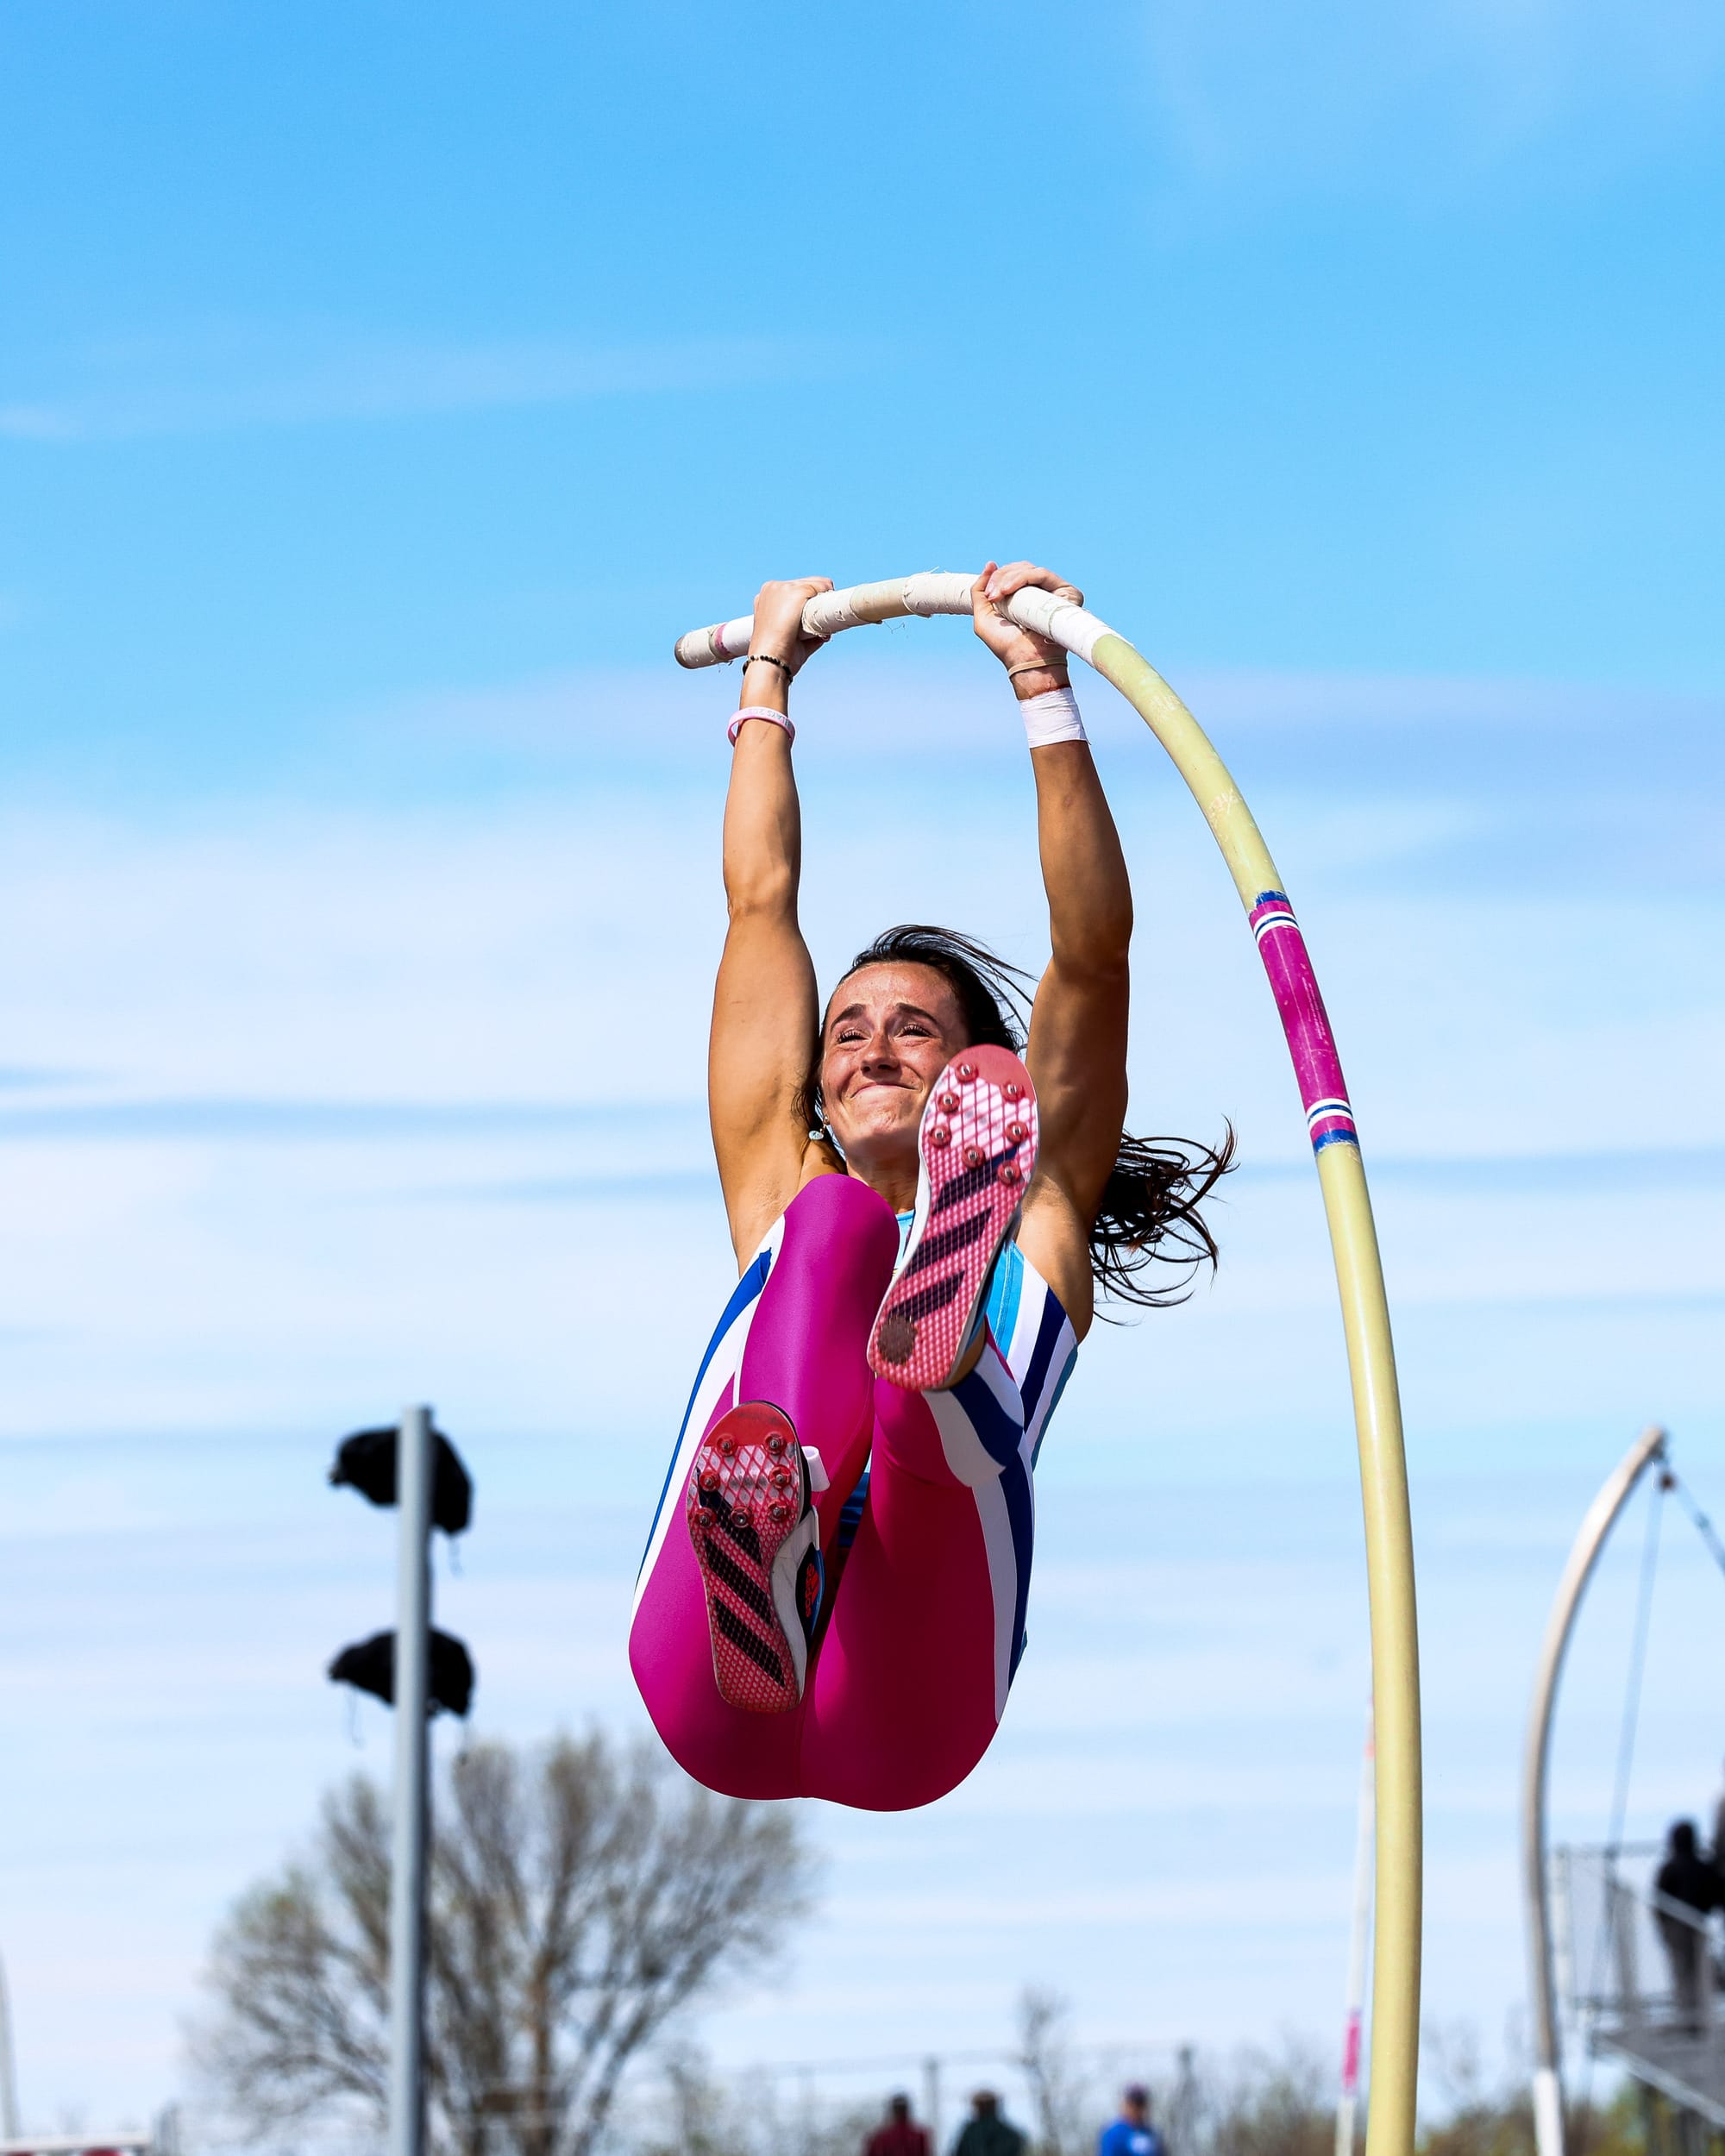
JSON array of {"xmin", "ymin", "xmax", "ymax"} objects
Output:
[{"xmin": 952, "ymin": 2090, "xmax": 1026, "ymax": 2156}]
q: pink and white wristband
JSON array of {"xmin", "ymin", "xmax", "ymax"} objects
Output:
[
  {"xmin": 727, "ymin": 705, "xmax": 796, "ymax": 747},
  {"xmin": 1020, "ymin": 686, "xmax": 1088, "ymax": 749}
]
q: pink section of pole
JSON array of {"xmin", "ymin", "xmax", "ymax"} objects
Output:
[
  {"xmin": 1248, "ymin": 892, "xmax": 1358, "ymax": 1152},
  {"xmin": 1342, "ymin": 2012, "xmax": 1363, "ymax": 2093},
  {"xmin": 1337, "ymin": 1704, "xmax": 1377, "ymax": 2156}
]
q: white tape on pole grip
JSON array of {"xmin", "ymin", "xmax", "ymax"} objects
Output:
[
  {"xmin": 672, "ymin": 571, "xmax": 1117, "ymax": 669},
  {"xmin": 674, "ymin": 615, "xmax": 752, "ymax": 667},
  {"xmin": 802, "ymin": 586, "xmax": 871, "ymax": 637},
  {"xmin": 900, "ymin": 571, "xmax": 976, "ymax": 617},
  {"xmin": 1006, "ymin": 590, "xmax": 1107, "ymax": 664}
]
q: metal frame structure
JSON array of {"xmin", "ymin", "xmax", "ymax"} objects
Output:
[
  {"xmin": 1522, "ymin": 1422, "xmax": 1668, "ymax": 2156},
  {"xmin": 675, "ymin": 570, "xmax": 1423, "ymax": 2156}
]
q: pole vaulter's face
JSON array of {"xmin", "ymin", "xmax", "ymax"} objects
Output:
[{"xmin": 819, "ymin": 962, "xmax": 969, "ymax": 1175}]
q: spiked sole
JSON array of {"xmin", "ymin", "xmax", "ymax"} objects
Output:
[
  {"xmin": 867, "ymin": 1044, "xmax": 1040, "ymax": 1392},
  {"xmin": 687, "ymin": 1400, "xmax": 821, "ymax": 1714}
]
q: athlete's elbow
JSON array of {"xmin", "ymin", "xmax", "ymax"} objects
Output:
[
  {"xmin": 1052, "ymin": 909, "xmax": 1132, "ymax": 979},
  {"xmin": 724, "ymin": 868, "xmax": 799, "ymax": 923}
]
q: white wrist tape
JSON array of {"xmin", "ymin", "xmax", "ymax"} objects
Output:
[
  {"xmin": 1020, "ymin": 686, "xmax": 1088, "ymax": 749},
  {"xmin": 727, "ymin": 705, "xmax": 795, "ymax": 747}
]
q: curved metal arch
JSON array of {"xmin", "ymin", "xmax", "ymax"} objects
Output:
[
  {"xmin": 1523, "ymin": 1422, "xmax": 1669, "ymax": 2156},
  {"xmin": 675, "ymin": 572, "xmax": 1422, "ymax": 2156}
]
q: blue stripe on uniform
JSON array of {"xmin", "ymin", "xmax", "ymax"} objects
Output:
[
  {"xmin": 1018, "ymin": 1291, "xmax": 1068, "ymax": 1429},
  {"xmin": 948, "ymin": 1356, "xmax": 1026, "ymax": 1469},
  {"xmin": 1000, "ymin": 1453, "xmax": 1035, "ymax": 1682},
  {"xmin": 637, "ymin": 1244, "xmax": 772, "ymax": 1574},
  {"xmin": 836, "ymin": 1469, "xmax": 870, "ymax": 1551},
  {"xmin": 1029, "ymin": 1347, "xmax": 1077, "ymax": 1469},
  {"xmin": 984, "ymin": 1244, "xmax": 1024, "ymax": 1363}
]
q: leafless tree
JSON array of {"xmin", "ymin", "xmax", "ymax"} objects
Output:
[
  {"xmin": 627, "ymin": 2048, "xmax": 876, "ymax": 2156},
  {"xmin": 194, "ymin": 1730, "xmax": 815, "ymax": 2156},
  {"xmin": 1018, "ymin": 1986, "xmax": 1086, "ymax": 2156},
  {"xmin": 1180, "ymin": 2041, "xmax": 1330, "ymax": 2156}
]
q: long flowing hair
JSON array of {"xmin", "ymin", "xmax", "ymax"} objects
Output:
[{"xmin": 808, "ymin": 924, "xmax": 1234, "ymax": 1311}]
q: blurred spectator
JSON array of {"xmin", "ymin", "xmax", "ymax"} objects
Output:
[
  {"xmin": 868, "ymin": 2093, "xmax": 932, "ymax": 2156},
  {"xmin": 1655, "ymin": 1818, "xmax": 1722, "ymax": 2033},
  {"xmin": 953, "ymin": 2090, "xmax": 1026, "ymax": 2156},
  {"xmin": 1098, "ymin": 2085, "xmax": 1165, "ymax": 2156}
]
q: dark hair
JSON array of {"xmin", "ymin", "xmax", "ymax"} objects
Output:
[{"xmin": 812, "ymin": 924, "xmax": 1233, "ymax": 1311}]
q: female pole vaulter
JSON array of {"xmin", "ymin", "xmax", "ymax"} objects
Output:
[{"xmin": 629, "ymin": 562, "xmax": 1231, "ymax": 1810}]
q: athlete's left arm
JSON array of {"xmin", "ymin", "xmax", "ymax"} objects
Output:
[{"xmin": 970, "ymin": 561, "xmax": 1132, "ymax": 1341}]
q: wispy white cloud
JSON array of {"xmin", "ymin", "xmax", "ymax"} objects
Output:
[{"xmin": 0, "ymin": 326, "xmax": 850, "ymax": 442}]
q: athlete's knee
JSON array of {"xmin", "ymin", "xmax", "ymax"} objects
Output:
[
  {"xmin": 785, "ymin": 1170, "xmax": 896, "ymax": 1239},
  {"xmin": 779, "ymin": 1173, "xmax": 900, "ymax": 1285}
]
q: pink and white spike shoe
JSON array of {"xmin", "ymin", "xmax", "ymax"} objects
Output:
[
  {"xmin": 687, "ymin": 1400, "xmax": 823, "ymax": 1714},
  {"xmin": 867, "ymin": 1044, "xmax": 1040, "ymax": 1392}
]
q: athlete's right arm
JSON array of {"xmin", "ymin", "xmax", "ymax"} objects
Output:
[{"xmin": 709, "ymin": 576, "xmax": 836, "ymax": 1266}]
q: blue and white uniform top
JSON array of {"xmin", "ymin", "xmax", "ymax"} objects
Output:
[
  {"xmin": 901, "ymin": 1210, "xmax": 1077, "ymax": 1469},
  {"xmin": 826, "ymin": 1220, "xmax": 1078, "ymax": 1716},
  {"xmin": 635, "ymin": 1204, "xmax": 1078, "ymax": 1720}
]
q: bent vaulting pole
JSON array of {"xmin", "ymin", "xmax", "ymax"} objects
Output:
[
  {"xmin": 675, "ymin": 572, "xmax": 1424, "ymax": 2156},
  {"xmin": 1522, "ymin": 1423, "xmax": 1668, "ymax": 2156}
]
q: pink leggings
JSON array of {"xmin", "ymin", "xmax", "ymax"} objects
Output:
[{"xmin": 628, "ymin": 1175, "xmax": 1037, "ymax": 1811}]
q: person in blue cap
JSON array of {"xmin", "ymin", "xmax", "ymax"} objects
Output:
[{"xmin": 1098, "ymin": 2086, "xmax": 1164, "ymax": 2156}]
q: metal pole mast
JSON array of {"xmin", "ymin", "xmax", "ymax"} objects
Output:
[
  {"xmin": 387, "ymin": 1403, "xmax": 434, "ymax": 2156},
  {"xmin": 1523, "ymin": 1423, "xmax": 1667, "ymax": 2156},
  {"xmin": 0, "ymin": 1952, "xmax": 19, "ymax": 2142}
]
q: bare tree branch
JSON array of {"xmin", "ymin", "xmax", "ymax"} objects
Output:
[{"xmin": 193, "ymin": 1730, "xmax": 817, "ymax": 2156}]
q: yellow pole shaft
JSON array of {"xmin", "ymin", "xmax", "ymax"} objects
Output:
[{"xmin": 1089, "ymin": 631, "xmax": 1421, "ymax": 2156}]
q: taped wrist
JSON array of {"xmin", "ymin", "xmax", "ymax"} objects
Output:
[{"xmin": 1020, "ymin": 686, "xmax": 1088, "ymax": 749}]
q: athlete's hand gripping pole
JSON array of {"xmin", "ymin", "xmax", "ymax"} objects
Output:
[{"xmin": 673, "ymin": 570, "xmax": 1425, "ymax": 2156}]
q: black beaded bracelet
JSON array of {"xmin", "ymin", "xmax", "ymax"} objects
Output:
[{"xmin": 744, "ymin": 652, "xmax": 794, "ymax": 677}]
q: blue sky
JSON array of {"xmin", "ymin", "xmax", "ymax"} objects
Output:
[{"xmin": 2, "ymin": 0, "xmax": 1723, "ymax": 2140}]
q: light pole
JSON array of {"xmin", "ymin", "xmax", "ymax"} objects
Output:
[
  {"xmin": 387, "ymin": 1406, "xmax": 433, "ymax": 2156},
  {"xmin": 0, "ymin": 1951, "xmax": 18, "ymax": 2142},
  {"xmin": 328, "ymin": 1404, "xmax": 474, "ymax": 2156}
]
